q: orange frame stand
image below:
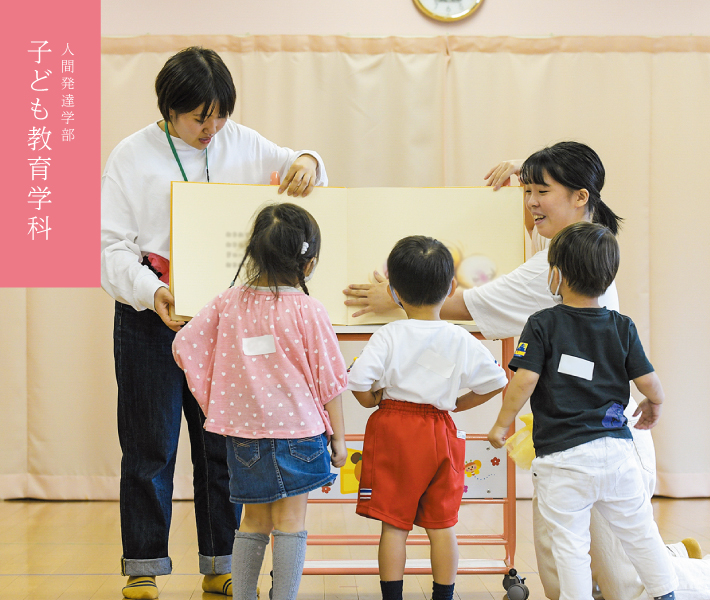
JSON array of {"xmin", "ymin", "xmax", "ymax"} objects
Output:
[{"xmin": 301, "ymin": 332, "xmax": 517, "ymax": 577}]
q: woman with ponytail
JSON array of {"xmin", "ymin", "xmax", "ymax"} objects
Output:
[{"xmin": 344, "ymin": 141, "xmax": 708, "ymax": 600}]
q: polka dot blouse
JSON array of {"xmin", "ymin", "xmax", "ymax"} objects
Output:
[{"xmin": 173, "ymin": 286, "xmax": 348, "ymax": 439}]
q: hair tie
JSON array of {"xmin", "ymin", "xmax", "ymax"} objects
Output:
[{"xmin": 301, "ymin": 241, "xmax": 309, "ymax": 255}]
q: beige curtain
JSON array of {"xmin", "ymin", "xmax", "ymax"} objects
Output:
[{"xmin": 2, "ymin": 35, "xmax": 708, "ymax": 499}]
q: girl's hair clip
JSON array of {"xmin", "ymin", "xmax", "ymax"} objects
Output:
[{"xmin": 301, "ymin": 241, "xmax": 309, "ymax": 255}]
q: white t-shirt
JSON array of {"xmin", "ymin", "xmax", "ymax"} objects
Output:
[
  {"xmin": 347, "ymin": 319, "xmax": 508, "ymax": 411},
  {"xmin": 101, "ymin": 120, "xmax": 327, "ymax": 311},
  {"xmin": 462, "ymin": 247, "xmax": 619, "ymax": 340}
]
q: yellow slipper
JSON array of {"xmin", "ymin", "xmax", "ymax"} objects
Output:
[
  {"xmin": 202, "ymin": 574, "xmax": 261, "ymax": 597},
  {"xmin": 682, "ymin": 538, "xmax": 703, "ymax": 559},
  {"xmin": 123, "ymin": 576, "xmax": 158, "ymax": 600}
]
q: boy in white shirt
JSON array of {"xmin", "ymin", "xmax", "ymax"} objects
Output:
[{"xmin": 348, "ymin": 235, "xmax": 508, "ymax": 600}]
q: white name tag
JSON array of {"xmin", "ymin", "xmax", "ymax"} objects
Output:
[
  {"xmin": 456, "ymin": 429, "xmax": 467, "ymax": 439},
  {"xmin": 242, "ymin": 335, "xmax": 276, "ymax": 356},
  {"xmin": 558, "ymin": 354, "xmax": 594, "ymax": 381},
  {"xmin": 416, "ymin": 349, "xmax": 455, "ymax": 379}
]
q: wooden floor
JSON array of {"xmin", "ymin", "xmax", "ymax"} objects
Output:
[{"xmin": 0, "ymin": 497, "xmax": 708, "ymax": 600}]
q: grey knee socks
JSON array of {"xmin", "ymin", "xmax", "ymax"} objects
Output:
[
  {"xmin": 232, "ymin": 531, "xmax": 270, "ymax": 600},
  {"xmin": 272, "ymin": 529, "xmax": 308, "ymax": 600}
]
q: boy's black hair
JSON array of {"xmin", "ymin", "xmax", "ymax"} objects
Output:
[
  {"xmin": 520, "ymin": 141, "xmax": 623, "ymax": 236},
  {"xmin": 232, "ymin": 203, "xmax": 321, "ymax": 296},
  {"xmin": 155, "ymin": 47, "xmax": 236, "ymax": 122},
  {"xmin": 387, "ymin": 235, "xmax": 454, "ymax": 307},
  {"xmin": 548, "ymin": 222, "xmax": 619, "ymax": 298}
]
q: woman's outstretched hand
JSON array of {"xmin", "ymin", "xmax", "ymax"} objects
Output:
[{"xmin": 342, "ymin": 270, "xmax": 395, "ymax": 318}]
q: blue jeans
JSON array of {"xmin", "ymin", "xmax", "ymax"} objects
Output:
[{"xmin": 114, "ymin": 302, "xmax": 242, "ymax": 576}]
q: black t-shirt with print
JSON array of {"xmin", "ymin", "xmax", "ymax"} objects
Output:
[{"xmin": 509, "ymin": 304, "xmax": 653, "ymax": 457}]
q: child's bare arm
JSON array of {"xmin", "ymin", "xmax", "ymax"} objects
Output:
[
  {"xmin": 632, "ymin": 372, "xmax": 665, "ymax": 430},
  {"xmin": 453, "ymin": 386, "xmax": 506, "ymax": 413},
  {"xmin": 324, "ymin": 395, "xmax": 347, "ymax": 468},
  {"xmin": 488, "ymin": 368, "xmax": 539, "ymax": 448},
  {"xmin": 352, "ymin": 388, "xmax": 383, "ymax": 409}
]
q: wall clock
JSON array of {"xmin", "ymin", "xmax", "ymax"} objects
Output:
[{"xmin": 413, "ymin": 0, "xmax": 484, "ymax": 22}]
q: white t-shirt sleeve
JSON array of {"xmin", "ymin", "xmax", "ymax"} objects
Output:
[
  {"xmin": 462, "ymin": 250, "xmax": 554, "ymax": 340},
  {"xmin": 238, "ymin": 125, "xmax": 328, "ymax": 187},
  {"xmin": 347, "ymin": 328, "xmax": 389, "ymax": 392},
  {"xmin": 461, "ymin": 337, "xmax": 509, "ymax": 394}
]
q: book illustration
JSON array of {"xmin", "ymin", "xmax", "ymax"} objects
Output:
[
  {"xmin": 455, "ymin": 253, "xmax": 497, "ymax": 288},
  {"xmin": 338, "ymin": 447, "xmax": 363, "ymax": 495},
  {"xmin": 465, "ymin": 459, "xmax": 482, "ymax": 477}
]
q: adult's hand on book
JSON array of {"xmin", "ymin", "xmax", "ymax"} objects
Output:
[
  {"xmin": 484, "ymin": 159, "xmax": 523, "ymax": 190},
  {"xmin": 154, "ymin": 287, "xmax": 185, "ymax": 332},
  {"xmin": 343, "ymin": 270, "xmax": 395, "ymax": 317},
  {"xmin": 278, "ymin": 154, "xmax": 318, "ymax": 197}
]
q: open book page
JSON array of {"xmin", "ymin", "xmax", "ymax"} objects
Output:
[
  {"xmin": 170, "ymin": 183, "xmax": 524, "ymax": 325},
  {"xmin": 170, "ymin": 182, "xmax": 349, "ymax": 321}
]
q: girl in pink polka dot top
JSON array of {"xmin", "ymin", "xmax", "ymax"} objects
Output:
[{"xmin": 173, "ymin": 202, "xmax": 347, "ymax": 600}]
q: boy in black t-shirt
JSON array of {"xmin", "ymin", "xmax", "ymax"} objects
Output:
[{"xmin": 488, "ymin": 222, "xmax": 677, "ymax": 600}]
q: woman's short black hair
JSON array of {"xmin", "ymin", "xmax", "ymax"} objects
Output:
[
  {"xmin": 155, "ymin": 47, "xmax": 236, "ymax": 122},
  {"xmin": 520, "ymin": 141, "xmax": 623, "ymax": 236},
  {"xmin": 387, "ymin": 236, "xmax": 454, "ymax": 307},
  {"xmin": 232, "ymin": 203, "xmax": 321, "ymax": 296},
  {"xmin": 548, "ymin": 222, "xmax": 619, "ymax": 298}
]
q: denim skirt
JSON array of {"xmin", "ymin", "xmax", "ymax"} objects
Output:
[{"xmin": 226, "ymin": 434, "xmax": 336, "ymax": 504}]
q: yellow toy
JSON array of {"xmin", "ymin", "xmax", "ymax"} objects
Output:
[{"xmin": 503, "ymin": 413, "xmax": 536, "ymax": 470}]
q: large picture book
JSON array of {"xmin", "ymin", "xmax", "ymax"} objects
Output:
[{"xmin": 170, "ymin": 182, "xmax": 524, "ymax": 325}]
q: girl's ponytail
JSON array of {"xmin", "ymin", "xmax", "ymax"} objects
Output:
[{"xmin": 297, "ymin": 270, "xmax": 310, "ymax": 296}]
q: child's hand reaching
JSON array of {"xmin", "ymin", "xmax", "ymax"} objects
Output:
[
  {"xmin": 488, "ymin": 425, "xmax": 508, "ymax": 449},
  {"xmin": 330, "ymin": 437, "xmax": 347, "ymax": 468},
  {"xmin": 633, "ymin": 399, "xmax": 663, "ymax": 430}
]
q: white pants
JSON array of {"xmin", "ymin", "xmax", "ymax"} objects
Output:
[
  {"xmin": 532, "ymin": 436, "xmax": 677, "ymax": 600},
  {"xmin": 534, "ymin": 414, "xmax": 710, "ymax": 600}
]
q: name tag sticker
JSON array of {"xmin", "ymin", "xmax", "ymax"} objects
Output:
[
  {"xmin": 457, "ymin": 429, "xmax": 466, "ymax": 439},
  {"xmin": 416, "ymin": 349, "xmax": 455, "ymax": 378},
  {"xmin": 558, "ymin": 354, "xmax": 594, "ymax": 380},
  {"xmin": 242, "ymin": 335, "xmax": 277, "ymax": 356}
]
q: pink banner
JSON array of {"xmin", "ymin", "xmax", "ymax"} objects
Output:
[{"xmin": 4, "ymin": 0, "xmax": 100, "ymax": 287}]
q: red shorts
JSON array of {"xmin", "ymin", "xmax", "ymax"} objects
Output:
[{"xmin": 356, "ymin": 399, "xmax": 465, "ymax": 531}]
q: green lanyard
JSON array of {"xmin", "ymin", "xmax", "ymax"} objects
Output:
[{"xmin": 164, "ymin": 121, "xmax": 210, "ymax": 182}]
